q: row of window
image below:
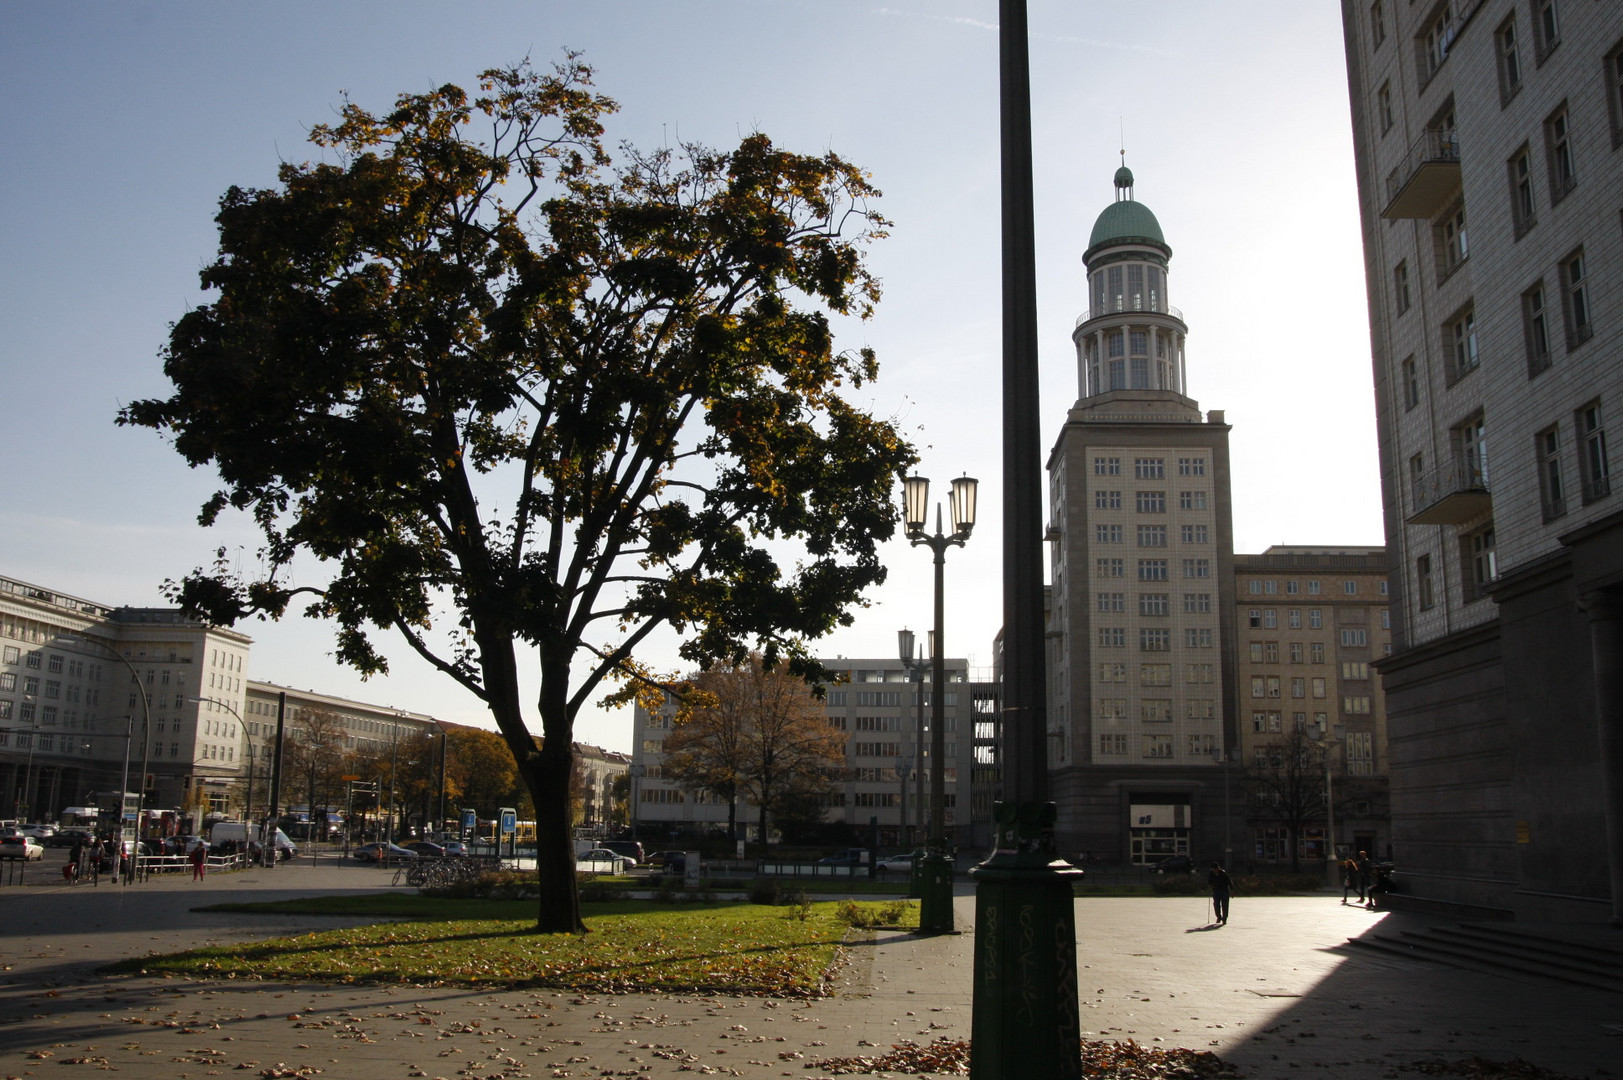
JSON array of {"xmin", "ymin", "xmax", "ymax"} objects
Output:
[
  {"xmin": 1095, "ymin": 558, "xmax": 1211, "ymax": 580},
  {"xmin": 1536, "ymin": 402, "xmax": 1611, "ymax": 522},
  {"xmin": 1093, "ymin": 490, "xmax": 1209, "ymax": 512},
  {"xmin": 1097, "ymin": 662, "xmax": 1217, "ymax": 685},
  {"xmin": 1097, "ymin": 733, "xmax": 1215, "ymax": 759},
  {"xmin": 1092, "ymin": 456, "xmax": 1207, "ymax": 478},
  {"xmin": 1098, "ymin": 592, "xmax": 1219, "ymax": 616},
  {"xmin": 1097, "ymin": 628, "xmax": 1226, "ymax": 651},
  {"xmin": 1096, "ymin": 699, "xmax": 1216, "ymax": 722},
  {"xmin": 1093, "ymin": 524, "xmax": 1210, "ymax": 545}
]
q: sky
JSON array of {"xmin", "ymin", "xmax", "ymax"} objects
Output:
[{"xmin": 0, "ymin": 1, "xmax": 1381, "ymax": 753}]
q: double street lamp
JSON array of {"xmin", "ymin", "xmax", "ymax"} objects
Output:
[
  {"xmin": 902, "ymin": 471, "xmax": 977, "ymax": 934},
  {"xmin": 1310, "ymin": 723, "xmax": 1347, "ymax": 886}
]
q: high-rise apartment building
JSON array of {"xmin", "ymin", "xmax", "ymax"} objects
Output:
[
  {"xmin": 1342, "ymin": 0, "xmax": 1623, "ymax": 920},
  {"xmin": 1045, "ymin": 168, "xmax": 1241, "ymax": 864}
]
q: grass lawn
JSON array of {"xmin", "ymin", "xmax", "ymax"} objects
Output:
[{"xmin": 102, "ymin": 897, "xmax": 904, "ymax": 997}]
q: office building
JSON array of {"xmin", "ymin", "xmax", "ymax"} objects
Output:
[{"xmin": 1342, "ymin": 0, "xmax": 1623, "ymax": 919}]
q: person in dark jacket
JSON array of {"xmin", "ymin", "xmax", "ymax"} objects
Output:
[{"xmin": 1208, "ymin": 861, "xmax": 1233, "ymax": 924}]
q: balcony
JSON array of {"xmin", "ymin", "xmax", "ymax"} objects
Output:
[
  {"xmin": 1408, "ymin": 457, "xmax": 1491, "ymax": 525},
  {"xmin": 1382, "ymin": 127, "xmax": 1462, "ymax": 220},
  {"xmin": 1074, "ymin": 302, "xmax": 1184, "ymax": 329}
]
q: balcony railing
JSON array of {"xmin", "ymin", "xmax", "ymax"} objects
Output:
[
  {"xmin": 1075, "ymin": 302, "xmax": 1184, "ymax": 329},
  {"xmin": 1382, "ymin": 126, "xmax": 1462, "ymax": 220},
  {"xmin": 1408, "ymin": 456, "xmax": 1491, "ymax": 525}
]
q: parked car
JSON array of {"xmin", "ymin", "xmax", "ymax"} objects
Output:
[
  {"xmin": 52, "ymin": 827, "xmax": 94, "ymax": 848},
  {"xmin": 351, "ymin": 842, "xmax": 419, "ymax": 864},
  {"xmin": 439, "ymin": 841, "xmax": 470, "ymax": 857},
  {"xmin": 0, "ymin": 835, "xmax": 44, "ymax": 860},
  {"xmin": 1150, "ymin": 854, "xmax": 1196, "ymax": 875},
  {"xmin": 643, "ymin": 850, "xmax": 687, "ymax": 870},
  {"xmin": 818, "ymin": 848, "xmax": 869, "ymax": 866},
  {"xmin": 599, "ymin": 840, "xmax": 644, "ymax": 865},
  {"xmin": 18, "ymin": 823, "xmax": 57, "ymax": 842},
  {"xmin": 575, "ymin": 848, "xmax": 630, "ymax": 874},
  {"xmin": 161, "ymin": 835, "xmax": 206, "ymax": 856},
  {"xmin": 876, "ymin": 853, "xmax": 915, "ymax": 873},
  {"xmin": 404, "ymin": 841, "xmax": 446, "ymax": 859}
]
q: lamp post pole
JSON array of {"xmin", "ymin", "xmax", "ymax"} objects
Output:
[
  {"xmin": 1212, "ymin": 745, "xmax": 1235, "ymax": 866},
  {"xmin": 1312, "ymin": 725, "xmax": 1345, "ymax": 886},
  {"xmin": 970, "ymin": 3, "xmax": 1084, "ymax": 1076},
  {"xmin": 194, "ymin": 695, "xmax": 253, "ymax": 853},
  {"xmin": 902, "ymin": 472, "xmax": 977, "ymax": 933},
  {"xmin": 897, "ymin": 629, "xmax": 930, "ymax": 895}
]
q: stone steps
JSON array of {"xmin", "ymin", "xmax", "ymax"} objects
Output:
[{"xmin": 1343, "ymin": 921, "xmax": 1623, "ymax": 994}]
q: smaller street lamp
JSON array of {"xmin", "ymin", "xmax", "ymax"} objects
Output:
[
  {"xmin": 1310, "ymin": 723, "xmax": 1346, "ymax": 886},
  {"xmin": 903, "ymin": 471, "xmax": 977, "ymax": 934}
]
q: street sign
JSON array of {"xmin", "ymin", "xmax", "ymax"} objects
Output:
[
  {"xmin": 461, "ymin": 808, "xmax": 477, "ymax": 832},
  {"xmin": 499, "ymin": 807, "xmax": 516, "ymax": 835},
  {"xmin": 340, "ymin": 774, "xmax": 361, "ymax": 782}
]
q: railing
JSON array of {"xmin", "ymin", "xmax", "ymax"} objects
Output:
[
  {"xmin": 1409, "ymin": 457, "xmax": 1491, "ymax": 525},
  {"xmin": 1075, "ymin": 303, "xmax": 1184, "ymax": 328},
  {"xmin": 1383, "ymin": 126, "xmax": 1461, "ymax": 214}
]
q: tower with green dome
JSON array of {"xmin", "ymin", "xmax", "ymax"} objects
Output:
[{"xmin": 1045, "ymin": 165, "xmax": 1240, "ymax": 864}]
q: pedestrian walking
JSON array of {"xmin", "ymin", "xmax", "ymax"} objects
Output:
[
  {"xmin": 1341, "ymin": 855, "xmax": 1360, "ymax": 904},
  {"xmin": 190, "ymin": 839, "xmax": 208, "ymax": 881},
  {"xmin": 1356, "ymin": 851, "xmax": 1373, "ymax": 903},
  {"xmin": 1208, "ymin": 861, "xmax": 1232, "ymax": 925}
]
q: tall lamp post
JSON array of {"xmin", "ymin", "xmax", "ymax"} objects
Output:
[
  {"xmin": 970, "ymin": 3, "xmax": 1085, "ymax": 1076},
  {"xmin": 897, "ymin": 629, "xmax": 931, "ymax": 897},
  {"xmin": 1311, "ymin": 724, "xmax": 1345, "ymax": 886},
  {"xmin": 1211, "ymin": 745, "xmax": 1236, "ymax": 866},
  {"xmin": 903, "ymin": 471, "xmax": 976, "ymax": 933},
  {"xmin": 193, "ymin": 695, "xmax": 253, "ymax": 844}
]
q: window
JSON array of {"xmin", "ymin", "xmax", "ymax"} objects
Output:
[
  {"xmin": 1401, "ymin": 356, "xmax": 1420, "ymax": 410},
  {"xmin": 1265, "ymin": 640, "xmax": 1279, "ymax": 661},
  {"xmin": 1437, "ymin": 202, "xmax": 1469, "ymax": 278},
  {"xmin": 1370, "ymin": 0, "xmax": 1385, "ymax": 48},
  {"xmin": 1378, "ymin": 81, "xmax": 1394, "ymax": 134},
  {"xmin": 1312, "ymin": 678, "xmax": 1327, "ymax": 699},
  {"xmin": 1343, "ymin": 696, "xmax": 1373, "ymax": 715},
  {"xmin": 1141, "ymin": 699, "xmax": 1173, "ymax": 723},
  {"xmin": 1286, "ymin": 580, "xmax": 1299, "ymax": 595},
  {"xmin": 1097, "ymin": 592, "xmax": 1125, "ymax": 613},
  {"xmin": 1307, "ymin": 580, "xmax": 1321, "ymax": 595},
  {"xmin": 1182, "ymin": 558, "xmax": 1210, "ymax": 579},
  {"xmin": 1311, "ymin": 643, "xmax": 1326, "ymax": 664},
  {"xmin": 1288, "ymin": 609, "xmax": 1302, "ymax": 629},
  {"xmin": 1099, "ymin": 733, "xmax": 1127, "ymax": 756},
  {"xmin": 1524, "ymin": 282, "xmax": 1551, "ymax": 376},
  {"xmin": 1309, "ymin": 609, "xmax": 1323, "ymax": 629},
  {"xmin": 1249, "ymin": 642, "xmax": 1264, "ymax": 662},
  {"xmin": 1420, "ymin": 1, "xmax": 1457, "ymax": 80},
  {"xmin": 1096, "ymin": 523, "xmax": 1123, "ymax": 543},
  {"xmin": 1138, "ymin": 559, "xmax": 1168, "ymax": 581},
  {"xmin": 1461, "ymin": 523, "xmax": 1498, "ymax": 603},
  {"xmin": 1264, "ymin": 610, "xmax": 1278, "ymax": 629},
  {"xmin": 1178, "ymin": 490, "xmax": 1207, "ymax": 510},
  {"xmin": 1578, "ymin": 401, "xmax": 1611, "ymax": 503},
  {"xmin": 1561, "ymin": 249, "xmax": 1592, "ymax": 349},
  {"xmin": 1183, "ymin": 593, "xmax": 1211, "ymax": 613},
  {"xmin": 1545, "ymin": 104, "xmax": 1575, "ymax": 203},
  {"xmin": 1445, "ymin": 306, "xmax": 1479, "ymax": 383},
  {"xmin": 1393, "ymin": 261, "xmax": 1411, "ymax": 314},
  {"xmin": 1137, "ymin": 525, "xmax": 1167, "ymax": 547},
  {"xmin": 1608, "ymin": 37, "xmax": 1623, "ymax": 148},
  {"xmin": 1096, "ymin": 557, "xmax": 1125, "ymax": 578},
  {"xmin": 1537, "ymin": 425, "xmax": 1566, "ymax": 521},
  {"xmin": 1291, "ymin": 677, "xmax": 1306, "ymax": 699},
  {"xmin": 1094, "ymin": 489, "xmax": 1122, "ymax": 510},
  {"xmin": 1251, "ymin": 676, "xmax": 1265, "ymax": 699},
  {"xmin": 1181, "ymin": 524, "xmax": 1209, "ymax": 544},
  {"xmin": 1509, "ymin": 145, "xmax": 1536, "ymax": 237},
  {"xmin": 1344, "ymin": 580, "xmax": 1358, "ymax": 595},
  {"xmin": 1134, "ymin": 458, "xmax": 1165, "ymax": 479},
  {"xmin": 1178, "ymin": 457, "xmax": 1206, "ymax": 476},
  {"xmin": 1457, "ymin": 413, "xmax": 1489, "ymax": 489},
  {"xmin": 1139, "ymin": 593, "xmax": 1169, "ymax": 617},
  {"xmin": 1185, "ymin": 628, "xmax": 1214, "ymax": 648},
  {"xmin": 1340, "ymin": 629, "xmax": 1370, "ymax": 647},
  {"xmin": 1290, "ymin": 642, "xmax": 1304, "ymax": 663},
  {"xmin": 1135, "ymin": 490, "xmax": 1165, "ymax": 513},
  {"xmin": 1417, "ymin": 554, "xmax": 1436, "ymax": 610},
  {"xmin": 1138, "ymin": 628, "xmax": 1171, "ymax": 652},
  {"xmin": 1098, "ymin": 628, "xmax": 1126, "ymax": 648},
  {"xmin": 1267, "ymin": 677, "xmax": 1281, "ymax": 699},
  {"xmin": 1186, "ymin": 664, "xmax": 1216, "ymax": 685},
  {"xmin": 1142, "ymin": 735, "xmax": 1173, "ymax": 759},
  {"xmin": 1496, "ymin": 16, "xmax": 1522, "ymax": 103},
  {"xmin": 1094, "ymin": 456, "xmax": 1121, "ymax": 476},
  {"xmin": 1532, "ymin": 0, "xmax": 1559, "ymax": 63},
  {"xmin": 1140, "ymin": 663, "xmax": 1172, "ymax": 686}
]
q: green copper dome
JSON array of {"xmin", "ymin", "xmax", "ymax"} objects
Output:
[{"xmin": 1088, "ymin": 198, "xmax": 1165, "ymax": 250}]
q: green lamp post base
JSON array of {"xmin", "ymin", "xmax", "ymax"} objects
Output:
[
  {"xmin": 917, "ymin": 845, "xmax": 958, "ymax": 933},
  {"xmin": 969, "ymin": 801, "xmax": 1083, "ymax": 1079}
]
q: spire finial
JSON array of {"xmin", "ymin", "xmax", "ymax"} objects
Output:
[{"xmin": 1114, "ymin": 122, "xmax": 1133, "ymax": 200}]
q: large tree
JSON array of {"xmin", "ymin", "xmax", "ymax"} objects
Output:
[
  {"xmin": 119, "ymin": 58, "xmax": 912, "ymax": 931},
  {"xmin": 1243, "ymin": 726, "xmax": 1331, "ymax": 873},
  {"xmin": 657, "ymin": 655, "xmax": 846, "ymax": 844}
]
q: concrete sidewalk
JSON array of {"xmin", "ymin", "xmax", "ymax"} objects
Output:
[{"xmin": 1, "ymin": 864, "xmax": 1618, "ymax": 1078}]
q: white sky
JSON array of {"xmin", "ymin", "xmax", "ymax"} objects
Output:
[{"xmin": 0, "ymin": 1, "xmax": 1381, "ymax": 753}]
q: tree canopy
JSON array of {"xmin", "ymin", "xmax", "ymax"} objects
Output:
[{"xmin": 119, "ymin": 57, "xmax": 915, "ymax": 931}]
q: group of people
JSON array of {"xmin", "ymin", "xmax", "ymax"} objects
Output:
[
  {"xmin": 62, "ymin": 835, "xmax": 115, "ymax": 884},
  {"xmin": 1201, "ymin": 849, "xmax": 1384, "ymax": 926},
  {"xmin": 1341, "ymin": 850, "xmax": 1379, "ymax": 908}
]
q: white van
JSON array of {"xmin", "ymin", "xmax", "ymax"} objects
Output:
[{"xmin": 209, "ymin": 822, "xmax": 298, "ymax": 860}]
